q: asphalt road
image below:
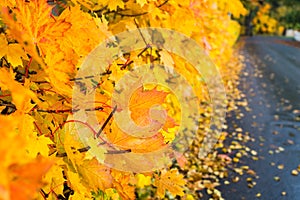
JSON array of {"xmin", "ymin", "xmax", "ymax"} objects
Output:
[{"xmin": 219, "ymin": 36, "xmax": 300, "ymax": 200}]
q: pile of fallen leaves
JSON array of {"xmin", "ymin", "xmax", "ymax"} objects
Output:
[{"xmin": 0, "ymin": 0, "xmax": 249, "ymax": 199}]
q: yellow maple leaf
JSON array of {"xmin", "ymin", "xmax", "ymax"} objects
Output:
[
  {"xmin": 104, "ymin": 188, "xmax": 121, "ymax": 200},
  {"xmin": 77, "ymin": 158, "xmax": 113, "ymax": 191},
  {"xmin": 0, "ymin": 0, "xmax": 16, "ymax": 7},
  {"xmin": 153, "ymin": 169, "xmax": 186, "ymax": 198},
  {"xmin": 42, "ymin": 161, "xmax": 65, "ymax": 199},
  {"xmin": 227, "ymin": 0, "xmax": 248, "ymax": 18},
  {"xmin": 2, "ymin": 0, "xmax": 71, "ymax": 50},
  {"xmin": 66, "ymin": 170, "xmax": 92, "ymax": 199},
  {"xmin": 107, "ymin": 0, "xmax": 125, "ymax": 11},
  {"xmin": 0, "ymin": 68, "xmax": 37, "ymax": 111},
  {"xmin": 63, "ymin": 129, "xmax": 86, "ymax": 167},
  {"xmin": 0, "ymin": 34, "xmax": 28, "ymax": 67},
  {"xmin": 136, "ymin": 0, "xmax": 147, "ymax": 7},
  {"xmin": 136, "ymin": 173, "xmax": 152, "ymax": 188},
  {"xmin": 217, "ymin": 0, "xmax": 247, "ymax": 18},
  {"xmin": 1, "ymin": 1, "xmax": 52, "ymax": 66},
  {"xmin": 26, "ymin": 132, "xmax": 53, "ymax": 158}
]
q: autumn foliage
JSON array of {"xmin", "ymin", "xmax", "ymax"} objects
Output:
[
  {"xmin": 0, "ymin": 0, "xmax": 247, "ymax": 199},
  {"xmin": 252, "ymin": 3, "xmax": 278, "ymax": 34}
]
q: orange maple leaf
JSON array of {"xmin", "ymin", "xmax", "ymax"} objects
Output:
[
  {"xmin": 111, "ymin": 170, "xmax": 135, "ymax": 200},
  {"xmin": 129, "ymin": 87, "xmax": 169, "ymax": 126},
  {"xmin": 8, "ymin": 157, "xmax": 53, "ymax": 200},
  {"xmin": 107, "ymin": 121, "xmax": 166, "ymax": 153},
  {"xmin": 106, "ymin": 87, "xmax": 178, "ymax": 152}
]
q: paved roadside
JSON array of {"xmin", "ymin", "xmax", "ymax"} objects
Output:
[{"xmin": 219, "ymin": 36, "xmax": 300, "ymax": 200}]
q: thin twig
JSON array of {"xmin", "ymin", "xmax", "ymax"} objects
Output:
[
  {"xmin": 96, "ymin": 105, "xmax": 117, "ymax": 138},
  {"xmin": 35, "ymin": 106, "xmax": 103, "ymax": 114}
]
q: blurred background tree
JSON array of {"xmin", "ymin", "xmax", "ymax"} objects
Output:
[
  {"xmin": 273, "ymin": 0, "xmax": 300, "ymax": 30},
  {"xmin": 240, "ymin": 0, "xmax": 300, "ymax": 35}
]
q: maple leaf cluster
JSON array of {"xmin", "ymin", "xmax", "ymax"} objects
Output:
[
  {"xmin": 0, "ymin": 0, "xmax": 247, "ymax": 199},
  {"xmin": 252, "ymin": 3, "xmax": 278, "ymax": 34}
]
